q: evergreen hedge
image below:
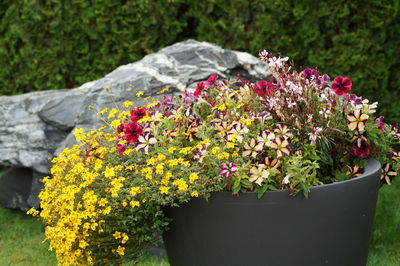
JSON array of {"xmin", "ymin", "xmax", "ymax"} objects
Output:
[{"xmin": 1, "ymin": 0, "xmax": 399, "ymax": 122}]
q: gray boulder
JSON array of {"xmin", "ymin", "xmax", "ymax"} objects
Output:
[{"xmin": 0, "ymin": 39, "xmax": 268, "ymax": 210}]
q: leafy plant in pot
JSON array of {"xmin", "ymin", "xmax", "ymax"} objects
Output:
[{"xmin": 28, "ymin": 51, "xmax": 399, "ymax": 265}]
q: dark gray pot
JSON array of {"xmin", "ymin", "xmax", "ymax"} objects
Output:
[{"xmin": 162, "ymin": 159, "xmax": 381, "ymax": 266}]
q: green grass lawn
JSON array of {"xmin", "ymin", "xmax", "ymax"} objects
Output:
[{"xmin": 0, "ymin": 178, "xmax": 399, "ymax": 265}]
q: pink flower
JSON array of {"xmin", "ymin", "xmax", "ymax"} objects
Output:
[
  {"xmin": 194, "ymin": 82, "xmax": 205, "ymax": 98},
  {"xmin": 124, "ymin": 122, "xmax": 143, "ymax": 143},
  {"xmin": 117, "ymin": 144, "xmax": 126, "ymax": 155},
  {"xmin": 219, "ymin": 162, "xmax": 238, "ymax": 179},
  {"xmin": 374, "ymin": 116, "xmax": 385, "ymax": 133},
  {"xmin": 130, "ymin": 106, "xmax": 148, "ymax": 122},
  {"xmin": 332, "ymin": 76, "xmax": 352, "ymax": 95},
  {"xmin": 253, "ymin": 80, "xmax": 274, "ymax": 97}
]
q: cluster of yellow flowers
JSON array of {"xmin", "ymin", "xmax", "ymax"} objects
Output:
[{"xmin": 27, "ymin": 89, "xmax": 237, "ymax": 264}]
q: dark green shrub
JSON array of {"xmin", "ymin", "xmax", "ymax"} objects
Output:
[{"xmin": 1, "ymin": 0, "xmax": 399, "ymax": 123}]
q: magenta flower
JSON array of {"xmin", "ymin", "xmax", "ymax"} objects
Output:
[
  {"xmin": 374, "ymin": 116, "xmax": 385, "ymax": 133},
  {"xmin": 194, "ymin": 82, "xmax": 205, "ymax": 98},
  {"xmin": 130, "ymin": 106, "xmax": 148, "ymax": 122},
  {"xmin": 219, "ymin": 162, "xmax": 238, "ymax": 179},
  {"xmin": 381, "ymin": 163, "xmax": 397, "ymax": 184},
  {"xmin": 332, "ymin": 76, "xmax": 352, "ymax": 96},
  {"xmin": 117, "ymin": 144, "xmax": 126, "ymax": 155},
  {"xmin": 301, "ymin": 69, "xmax": 318, "ymax": 80},
  {"xmin": 124, "ymin": 122, "xmax": 143, "ymax": 143}
]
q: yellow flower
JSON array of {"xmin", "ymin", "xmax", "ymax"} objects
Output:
[
  {"xmin": 211, "ymin": 147, "xmax": 220, "ymax": 154},
  {"xmin": 26, "ymin": 207, "xmax": 39, "ymax": 216},
  {"xmin": 147, "ymin": 158, "xmax": 156, "ymax": 166},
  {"xmin": 98, "ymin": 108, "xmax": 108, "ymax": 115},
  {"xmin": 103, "ymin": 206, "xmax": 111, "ymax": 215},
  {"xmin": 104, "ymin": 167, "xmax": 115, "ymax": 178},
  {"xmin": 113, "ymin": 231, "xmax": 122, "ymax": 239},
  {"xmin": 136, "ymin": 91, "xmax": 144, "ymax": 98},
  {"xmin": 226, "ymin": 142, "xmax": 235, "ymax": 148},
  {"xmin": 122, "ymin": 201, "xmax": 128, "ymax": 207},
  {"xmin": 116, "ymin": 246, "xmax": 125, "ymax": 256},
  {"xmin": 121, "ymin": 233, "xmax": 129, "ymax": 244},
  {"xmin": 130, "ymin": 187, "xmax": 140, "ymax": 196},
  {"xmin": 168, "ymin": 147, "xmax": 176, "ymax": 154},
  {"xmin": 172, "ymin": 178, "xmax": 188, "ymax": 191},
  {"xmin": 98, "ymin": 198, "xmax": 108, "ymax": 207},
  {"xmin": 159, "ymin": 186, "xmax": 169, "ymax": 194},
  {"xmin": 155, "ymin": 163, "xmax": 164, "ymax": 175},
  {"xmin": 157, "ymin": 153, "xmax": 166, "ymax": 161},
  {"xmin": 191, "ymin": 191, "xmax": 199, "ymax": 197},
  {"xmin": 130, "ymin": 201, "xmax": 140, "ymax": 208},
  {"xmin": 79, "ymin": 240, "xmax": 89, "ymax": 249},
  {"xmin": 110, "ymin": 119, "xmax": 121, "ymax": 128},
  {"xmin": 156, "ymin": 87, "xmax": 169, "ymax": 94},
  {"xmin": 108, "ymin": 108, "xmax": 118, "ymax": 119},
  {"xmin": 123, "ymin": 100, "xmax": 133, "ymax": 107},
  {"xmin": 189, "ymin": 173, "xmax": 199, "ymax": 183}
]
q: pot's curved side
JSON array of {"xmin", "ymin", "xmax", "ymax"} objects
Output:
[{"xmin": 163, "ymin": 159, "xmax": 381, "ymax": 266}]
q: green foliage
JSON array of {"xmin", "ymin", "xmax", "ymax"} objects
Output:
[
  {"xmin": 1, "ymin": 0, "xmax": 399, "ymax": 123},
  {"xmin": 0, "ymin": 0, "xmax": 187, "ymax": 95}
]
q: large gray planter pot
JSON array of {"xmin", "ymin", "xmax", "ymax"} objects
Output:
[{"xmin": 162, "ymin": 159, "xmax": 381, "ymax": 266}]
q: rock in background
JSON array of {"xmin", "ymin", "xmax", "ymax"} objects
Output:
[{"xmin": 0, "ymin": 39, "xmax": 268, "ymax": 211}]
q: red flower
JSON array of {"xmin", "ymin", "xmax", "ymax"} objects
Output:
[
  {"xmin": 353, "ymin": 140, "xmax": 370, "ymax": 158},
  {"xmin": 207, "ymin": 75, "xmax": 219, "ymax": 84},
  {"xmin": 130, "ymin": 106, "xmax": 147, "ymax": 122},
  {"xmin": 194, "ymin": 82, "xmax": 205, "ymax": 98},
  {"xmin": 332, "ymin": 76, "xmax": 352, "ymax": 96},
  {"xmin": 124, "ymin": 122, "xmax": 143, "ymax": 143},
  {"xmin": 254, "ymin": 80, "xmax": 274, "ymax": 97}
]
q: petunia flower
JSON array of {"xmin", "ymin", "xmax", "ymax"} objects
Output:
[
  {"xmin": 257, "ymin": 130, "xmax": 275, "ymax": 147},
  {"xmin": 332, "ymin": 76, "xmax": 352, "ymax": 95},
  {"xmin": 347, "ymin": 109, "xmax": 369, "ymax": 132},
  {"xmin": 194, "ymin": 82, "xmax": 205, "ymax": 98},
  {"xmin": 253, "ymin": 80, "xmax": 274, "ymax": 97},
  {"xmin": 301, "ymin": 68, "xmax": 319, "ymax": 80},
  {"xmin": 352, "ymin": 139, "xmax": 370, "ymax": 158},
  {"xmin": 274, "ymin": 124, "xmax": 293, "ymax": 139},
  {"xmin": 346, "ymin": 165, "xmax": 363, "ymax": 177},
  {"xmin": 381, "ymin": 163, "xmax": 397, "ymax": 184},
  {"xmin": 243, "ymin": 139, "xmax": 264, "ymax": 158},
  {"xmin": 270, "ymin": 137, "xmax": 290, "ymax": 157},
  {"xmin": 136, "ymin": 133, "xmax": 157, "ymax": 154},
  {"xmin": 227, "ymin": 123, "xmax": 249, "ymax": 143},
  {"xmin": 124, "ymin": 122, "xmax": 143, "ymax": 143},
  {"xmin": 264, "ymin": 157, "xmax": 279, "ymax": 168},
  {"xmin": 130, "ymin": 106, "xmax": 148, "ymax": 122},
  {"xmin": 219, "ymin": 162, "xmax": 238, "ymax": 179},
  {"xmin": 249, "ymin": 164, "xmax": 270, "ymax": 185}
]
